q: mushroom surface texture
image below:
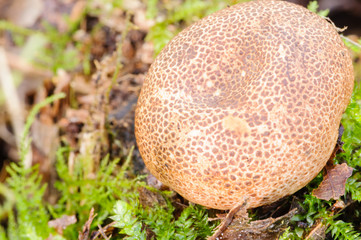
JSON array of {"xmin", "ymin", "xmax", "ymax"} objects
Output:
[{"xmin": 135, "ymin": 0, "xmax": 354, "ymax": 210}]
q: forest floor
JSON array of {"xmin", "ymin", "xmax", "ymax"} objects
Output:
[{"xmin": 0, "ymin": 0, "xmax": 361, "ymax": 239}]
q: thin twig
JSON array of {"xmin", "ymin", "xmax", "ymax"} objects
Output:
[
  {"xmin": 91, "ymin": 222, "xmax": 115, "ymax": 240},
  {"xmin": 79, "ymin": 208, "xmax": 97, "ymax": 240},
  {"xmin": 208, "ymin": 200, "xmax": 248, "ymax": 240},
  {"xmin": 97, "ymin": 224, "xmax": 111, "ymax": 240},
  {"xmin": 321, "ymin": 16, "xmax": 347, "ymax": 33}
]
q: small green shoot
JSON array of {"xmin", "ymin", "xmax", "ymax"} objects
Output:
[
  {"xmin": 111, "ymin": 201, "xmax": 146, "ymax": 239},
  {"xmin": 307, "ymin": 1, "xmax": 330, "ymax": 17},
  {"xmin": 4, "ymin": 93, "xmax": 66, "ymax": 240}
]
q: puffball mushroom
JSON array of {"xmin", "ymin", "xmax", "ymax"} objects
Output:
[{"xmin": 135, "ymin": 0, "xmax": 354, "ymax": 210}]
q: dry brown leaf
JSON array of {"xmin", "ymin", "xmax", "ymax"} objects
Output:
[
  {"xmin": 146, "ymin": 172, "xmax": 164, "ymax": 190},
  {"xmin": 41, "ymin": 0, "xmax": 76, "ymax": 32},
  {"xmin": 48, "ymin": 215, "xmax": 77, "ymax": 235},
  {"xmin": 0, "ymin": 0, "xmax": 43, "ymax": 27},
  {"xmin": 218, "ymin": 209, "xmax": 297, "ymax": 240},
  {"xmin": 138, "ymin": 186, "xmax": 167, "ymax": 208},
  {"xmin": 313, "ymin": 163, "xmax": 353, "ymax": 201},
  {"xmin": 69, "ymin": 0, "xmax": 86, "ymax": 22},
  {"xmin": 32, "ymin": 116, "xmax": 59, "ymax": 156},
  {"xmin": 332, "ymin": 199, "xmax": 346, "ymax": 210}
]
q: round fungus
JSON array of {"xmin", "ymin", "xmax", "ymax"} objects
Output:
[{"xmin": 134, "ymin": 0, "xmax": 354, "ymax": 210}]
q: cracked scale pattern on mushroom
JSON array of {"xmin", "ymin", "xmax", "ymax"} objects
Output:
[{"xmin": 135, "ymin": 0, "xmax": 354, "ymax": 210}]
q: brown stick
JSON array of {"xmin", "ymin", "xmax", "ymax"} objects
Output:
[{"xmin": 208, "ymin": 200, "xmax": 248, "ymax": 240}]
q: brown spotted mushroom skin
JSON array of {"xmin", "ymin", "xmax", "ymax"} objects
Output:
[{"xmin": 134, "ymin": 0, "xmax": 354, "ymax": 210}]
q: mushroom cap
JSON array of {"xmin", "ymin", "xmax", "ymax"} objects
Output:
[{"xmin": 135, "ymin": 0, "xmax": 354, "ymax": 210}]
